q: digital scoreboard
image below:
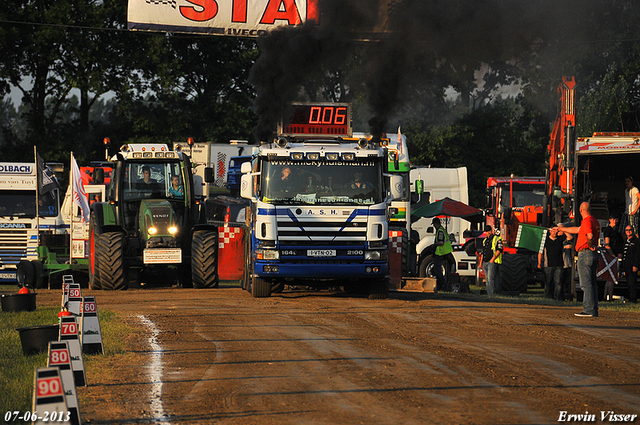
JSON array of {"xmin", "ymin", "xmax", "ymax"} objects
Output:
[{"xmin": 279, "ymin": 102, "xmax": 352, "ymax": 137}]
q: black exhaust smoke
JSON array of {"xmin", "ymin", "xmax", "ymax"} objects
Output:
[{"xmin": 248, "ymin": 0, "xmax": 607, "ymax": 141}]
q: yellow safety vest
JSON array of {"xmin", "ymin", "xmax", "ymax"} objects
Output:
[
  {"xmin": 435, "ymin": 226, "xmax": 454, "ymax": 256},
  {"xmin": 491, "ymin": 235, "xmax": 503, "ymax": 264}
]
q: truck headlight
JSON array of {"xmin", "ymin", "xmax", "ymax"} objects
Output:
[
  {"xmin": 364, "ymin": 249, "xmax": 387, "ymax": 261},
  {"xmin": 256, "ymin": 249, "xmax": 280, "ymax": 260}
]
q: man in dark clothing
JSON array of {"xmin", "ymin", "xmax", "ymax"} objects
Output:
[
  {"xmin": 622, "ymin": 225, "xmax": 640, "ymax": 303},
  {"xmin": 603, "ymin": 215, "xmax": 624, "ymax": 257},
  {"xmin": 538, "ymin": 226, "xmax": 566, "ymax": 300}
]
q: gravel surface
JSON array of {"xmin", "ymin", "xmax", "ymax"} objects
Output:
[{"xmin": 35, "ymin": 286, "xmax": 640, "ymax": 425}]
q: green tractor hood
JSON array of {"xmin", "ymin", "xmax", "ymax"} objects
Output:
[{"xmin": 139, "ymin": 199, "xmax": 178, "ymax": 242}]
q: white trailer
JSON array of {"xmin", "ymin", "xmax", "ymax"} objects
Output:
[
  {"xmin": 173, "ymin": 141, "xmax": 255, "ymax": 198},
  {"xmin": 409, "ymin": 167, "xmax": 478, "ymax": 283}
]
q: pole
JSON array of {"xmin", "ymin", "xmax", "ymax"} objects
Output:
[
  {"xmin": 69, "ymin": 152, "xmax": 74, "ymax": 265},
  {"xmin": 34, "ymin": 146, "xmax": 40, "ymax": 251}
]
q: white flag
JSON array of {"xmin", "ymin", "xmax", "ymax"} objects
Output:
[{"xmin": 72, "ymin": 154, "xmax": 90, "ymax": 223}]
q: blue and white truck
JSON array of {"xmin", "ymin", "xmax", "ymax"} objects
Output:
[{"xmin": 240, "ymin": 103, "xmax": 403, "ymax": 298}]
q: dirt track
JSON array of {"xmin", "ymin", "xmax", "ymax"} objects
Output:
[{"xmin": 36, "ymin": 286, "xmax": 640, "ymax": 425}]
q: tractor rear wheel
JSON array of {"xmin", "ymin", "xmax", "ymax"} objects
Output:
[
  {"xmin": 499, "ymin": 253, "xmax": 528, "ymax": 293},
  {"xmin": 191, "ymin": 230, "xmax": 219, "ymax": 288},
  {"xmin": 98, "ymin": 232, "xmax": 127, "ymax": 291}
]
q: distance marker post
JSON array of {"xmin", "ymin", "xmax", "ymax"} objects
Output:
[
  {"xmin": 32, "ymin": 367, "xmax": 71, "ymax": 425},
  {"xmin": 61, "ymin": 275, "xmax": 73, "ymax": 310},
  {"xmin": 47, "ymin": 341, "xmax": 81, "ymax": 425},
  {"xmin": 58, "ymin": 316, "xmax": 86, "ymax": 387},
  {"xmin": 67, "ymin": 283, "xmax": 82, "ymax": 316},
  {"xmin": 81, "ymin": 296, "xmax": 104, "ymax": 354}
]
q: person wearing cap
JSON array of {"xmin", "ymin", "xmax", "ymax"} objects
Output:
[
  {"xmin": 432, "ymin": 217, "xmax": 453, "ymax": 292},
  {"xmin": 482, "ymin": 224, "xmax": 503, "ymax": 296}
]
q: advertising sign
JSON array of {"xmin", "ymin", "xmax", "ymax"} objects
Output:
[{"xmin": 128, "ymin": 0, "xmax": 318, "ymax": 36}]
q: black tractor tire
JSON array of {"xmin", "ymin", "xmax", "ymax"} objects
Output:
[
  {"xmin": 191, "ymin": 230, "xmax": 219, "ymax": 289},
  {"xmin": 368, "ymin": 277, "xmax": 389, "ymax": 300},
  {"xmin": 17, "ymin": 260, "xmax": 35, "ymax": 288},
  {"xmin": 89, "ymin": 220, "xmax": 102, "ymax": 290},
  {"xmin": 32, "ymin": 260, "xmax": 45, "ymax": 289},
  {"xmin": 251, "ymin": 275, "xmax": 271, "ymax": 298},
  {"xmin": 97, "ymin": 232, "xmax": 128, "ymax": 291},
  {"xmin": 499, "ymin": 253, "xmax": 528, "ymax": 293}
]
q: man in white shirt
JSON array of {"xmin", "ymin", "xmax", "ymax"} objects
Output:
[{"xmin": 624, "ymin": 176, "xmax": 640, "ymax": 235}]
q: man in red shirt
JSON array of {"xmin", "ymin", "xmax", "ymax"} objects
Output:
[{"xmin": 558, "ymin": 202, "xmax": 601, "ymax": 317}]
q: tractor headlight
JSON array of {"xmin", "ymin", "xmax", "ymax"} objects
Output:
[
  {"xmin": 148, "ymin": 227, "xmax": 157, "ymax": 235},
  {"xmin": 168, "ymin": 226, "xmax": 178, "ymax": 235}
]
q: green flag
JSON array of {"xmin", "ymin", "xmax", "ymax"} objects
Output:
[{"xmin": 515, "ymin": 224, "xmax": 548, "ymax": 253}]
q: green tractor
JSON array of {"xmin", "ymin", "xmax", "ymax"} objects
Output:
[{"xmin": 88, "ymin": 143, "xmax": 218, "ymax": 290}]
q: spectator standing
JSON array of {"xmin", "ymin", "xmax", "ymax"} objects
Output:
[
  {"xmin": 538, "ymin": 226, "xmax": 566, "ymax": 300},
  {"xmin": 621, "ymin": 225, "xmax": 640, "ymax": 303},
  {"xmin": 603, "ymin": 215, "xmax": 624, "ymax": 257},
  {"xmin": 622, "ymin": 176, "xmax": 640, "ymax": 235},
  {"xmin": 603, "ymin": 215, "xmax": 623, "ymax": 301},
  {"xmin": 482, "ymin": 225, "xmax": 503, "ymax": 296},
  {"xmin": 432, "ymin": 217, "xmax": 453, "ymax": 292},
  {"xmin": 558, "ymin": 202, "xmax": 601, "ymax": 317}
]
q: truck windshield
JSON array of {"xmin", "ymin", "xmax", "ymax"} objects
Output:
[
  {"xmin": 261, "ymin": 159, "xmax": 383, "ymax": 205},
  {"xmin": 0, "ymin": 190, "xmax": 59, "ymax": 217},
  {"xmin": 123, "ymin": 162, "xmax": 185, "ymax": 201},
  {"xmin": 500, "ymin": 185, "xmax": 545, "ymax": 208}
]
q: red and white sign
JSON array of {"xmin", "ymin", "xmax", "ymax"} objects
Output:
[
  {"xmin": 128, "ymin": 0, "xmax": 318, "ymax": 36},
  {"xmin": 37, "ymin": 376, "xmax": 64, "ymax": 398}
]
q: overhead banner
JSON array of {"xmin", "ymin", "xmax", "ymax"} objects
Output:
[{"xmin": 128, "ymin": 0, "xmax": 318, "ymax": 36}]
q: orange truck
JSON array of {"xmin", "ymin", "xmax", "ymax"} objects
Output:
[
  {"xmin": 482, "ymin": 176, "xmax": 546, "ymax": 292},
  {"xmin": 546, "ymin": 76, "xmax": 640, "ymax": 300}
]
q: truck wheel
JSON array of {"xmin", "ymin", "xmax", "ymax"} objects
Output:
[
  {"xmin": 191, "ymin": 230, "xmax": 219, "ymax": 289},
  {"xmin": 271, "ymin": 280, "xmax": 285, "ymax": 293},
  {"xmin": 32, "ymin": 260, "xmax": 45, "ymax": 289},
  {"xmin": 89, "ymin": 225, "xmax": 102, "ymax": 290},
  {"xmin": 17, "ymin": 260, "xmax": 35, "ymax": 288},
  {"xmin": 97, "ymin": 232, "xmax": 128, "ymax": 291},
  {"xmin": 499, "ymin": 253, "xmax": 528, "ymax": 293},
  {"xmin": 419, "ymin": 255, "xmax": 448, "ymax": 280},
  {"xmin": 368, "ymin": 277, "xmax": 389, "ymax": 299},
  {"xmin": 251, "ymin": 276, "xmax": 271, "ymax": 298}
]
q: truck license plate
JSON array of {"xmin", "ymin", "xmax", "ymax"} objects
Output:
[
  {"xmin": 307, "ymin": 249, "xmax": 336, "ymax": 257},
  {"xmin": 143, "ymin": 248, "xmax": 182, "ymax": 264}
]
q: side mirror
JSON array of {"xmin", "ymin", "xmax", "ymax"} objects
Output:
[
  {"xmin": 204, "ymin": 167, "xmax": 214, "ymax": 183},
  {"xmin": 415, "ymin": 179, "xmax": 424, "ymax": 195},
  {"xmin": 240, "ymin": 161, "xmax": 252, "ymax": 174},
  {"xmin": 388, "ymin": 174, "xmax": 403, "ymax": 201},
  {"xmin": 240, "ymin": 174, "xmax": 254, "ymax": 200}
]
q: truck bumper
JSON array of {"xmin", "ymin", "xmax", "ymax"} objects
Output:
[{"xmin": 255, "ymin": 262, "xmax": 388, "ymax": 279}]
